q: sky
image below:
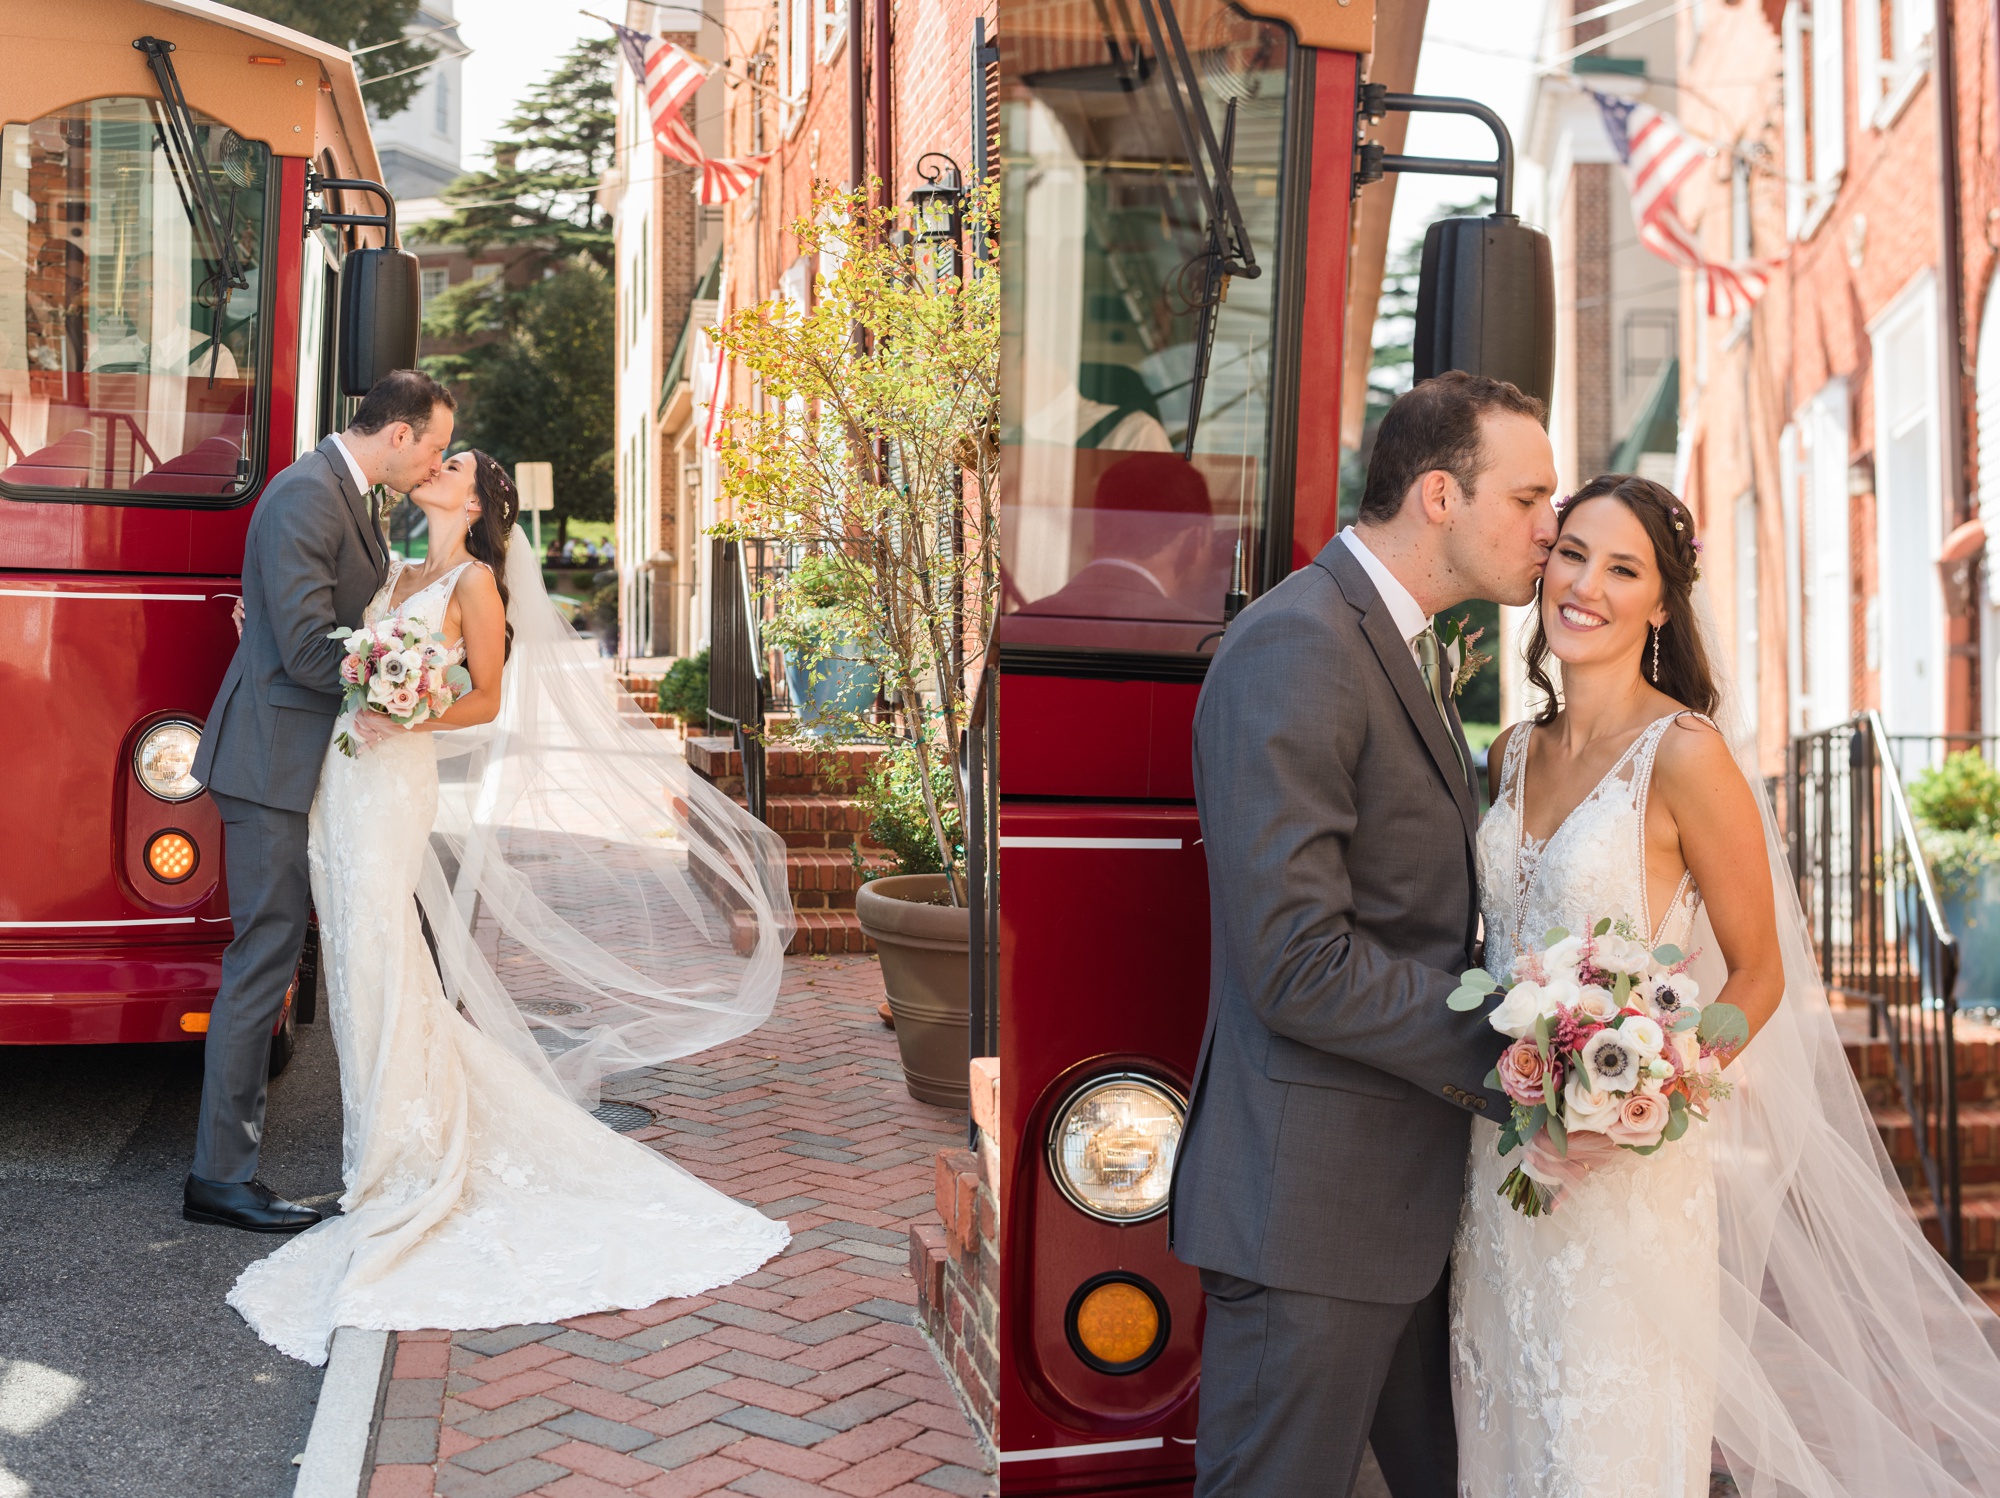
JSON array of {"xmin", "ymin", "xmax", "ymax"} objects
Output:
[
  {"xmin": 447, "ymin": 0, "xmax": 1546, "ymax": 233},
  {"xmin": 1391, "ymin": 0, "xmax": 1549, "ymax": 252}
]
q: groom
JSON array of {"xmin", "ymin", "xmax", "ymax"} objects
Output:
[
  {"xmin": 184, "ymin": 370, "xmax": 457, "ymax": 1233},
  {"xmin": 1171, "ymin": 372, "xmax": 1558, "ymax": 1495}
]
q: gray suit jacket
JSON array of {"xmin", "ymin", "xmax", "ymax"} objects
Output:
[
  {"xmin": 1170, "ymin": 536, "xmax": 1511, "ymax": 1305},
  {"xmin": 192, "ymin": 436, "xmax": 387, "ymax": 813}
]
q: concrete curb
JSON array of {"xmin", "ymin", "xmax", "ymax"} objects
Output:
[{"xmin": 292, "ymin": 1327, "xmax": 392, "ymax": 1498}]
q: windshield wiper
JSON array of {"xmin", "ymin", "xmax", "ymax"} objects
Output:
[
  {"xmin": 135, "ymin": 36, "xmax": 251, "ymax": 381},
  {"xmin": 1129, "ymin": 0, "xmax": 1258, "ymax": 457}
]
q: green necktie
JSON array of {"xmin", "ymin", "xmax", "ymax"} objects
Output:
[{"xmin": 1414, "ymin": 629, "xmax": 1470, "ymax": 787}]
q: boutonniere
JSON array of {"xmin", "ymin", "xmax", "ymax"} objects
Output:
[{"xmin": 1437, "ymin": 614, "xmax": 1491, "ymax": 698}]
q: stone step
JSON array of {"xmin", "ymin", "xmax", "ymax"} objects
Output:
[{"xmin": 1872, "ymin": 1103, "xmax": 2000, "ymax": 1188}]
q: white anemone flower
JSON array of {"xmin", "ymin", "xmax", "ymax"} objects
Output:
[{"xmin": 1582, "ymin": 1027, "xmax": 1643, "ymax": 1092}]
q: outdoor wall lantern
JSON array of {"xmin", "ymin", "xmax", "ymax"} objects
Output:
[{"xmin": 908, "ymin": 154, "xmax": 964, "ymax": 282}]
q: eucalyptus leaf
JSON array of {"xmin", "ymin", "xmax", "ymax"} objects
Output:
[
  {"xmin": 1522, "ymin": 1104, "xmax": 1547, "ymax": 1145},
  {"xmin": 1669, "ymin": 1010, "xmax": 1700, "ymax": 1032},
  {"xmin": 1698, "ymin": 1002, "xmax": 1750, "ymax": 1052},
  {"xmin": 1544, "ymin": 926, "xmax": 1569, "ymax": 946},
  {"xmin": 1663, "ymin": 1108, "xmax": 1691, "ymax": 1143},
  {"xmin": 1668, "ymin": 1091, "xmax": 1689, "ymax": 1116},
  {"xmin": 1485, "ymin": 1068, "xmax": 1504, "ymax": 1091},
  {"xmin": 1593, "ymin": 917, "xmax": 1612, "ymax": 936},
  {"xmin": 1544, "ymin": 1109, "xmax": 1568, "ymax": 1154},
  {"xmin": 1612, "ymin": 972, "xmax": 1631, "ymax": 1005},
  {"xmin": 1447, "ymin": 987, "xmax": 1485, "ymax": 1012},
  {"xmin": 1627, "ymin": 1140, "xmax": 1666, "ymax": 1156},
  {"xmin": 1653, "ymin": 944, "xmax": 1684, "ymax": 966},
  {"xmin": 1460, "ymin": 968, "xmax": 1495, "ymax": 990}
]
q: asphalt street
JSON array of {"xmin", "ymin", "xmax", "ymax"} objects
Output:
[{"xmin": 0, "ymin": 987, "xmax": 343, "ymax": 1498}]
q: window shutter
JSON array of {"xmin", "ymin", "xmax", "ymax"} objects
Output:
[
  {"xmin": 1810, "ymin": 0, "xmax": 1845, "ymax": 190},
  {"xmin": 1781, "ymin": 1, "xmax": 1807, "ymax": 236}
]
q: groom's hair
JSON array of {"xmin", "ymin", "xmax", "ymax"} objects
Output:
[
  {"xmin": 1359, "ymin": 371, "xmax": 1545, "ymax": 525},
  {"xmin": 350, "ymin": 370, "xmax": 457, "ymax": 437}
]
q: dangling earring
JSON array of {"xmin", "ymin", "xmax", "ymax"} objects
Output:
[{"xmin": 1651, "ymin": 623, "xmax": 1663, "ymax": 683}]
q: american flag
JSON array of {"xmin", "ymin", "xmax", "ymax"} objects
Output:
[
  {"xmin": 1590, "ymin": 91, "xmax": 1770, "ymax": 319},
  {"xmin": 612, "ymin": 23, "xmax": 772, "ymax": 207}
]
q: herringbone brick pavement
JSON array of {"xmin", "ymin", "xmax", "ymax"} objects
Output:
[{"xmin": 366, "ymin": 954, "xmax": 993, "ymax": 1498}]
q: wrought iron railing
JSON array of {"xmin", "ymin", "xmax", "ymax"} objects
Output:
[
  {"xmin": 1784, "ymin": 712, "xmax": 1961, "ymax": 1267},
  {"xmin": 1884, "ymin": 733, "xmax": 2000, "ymax": 783},
  {"xmin": 707, "ymin": 537, "xmax": 770, "ymax": 820}
]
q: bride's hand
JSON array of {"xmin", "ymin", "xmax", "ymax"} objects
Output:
[
  {"xmin": 350, "ymin": 710, "xmax": 397, "ymax": 749},
  {"xmin": 1520, "ymin": 1127, "xmax": 1618, "ymax": 1200}
]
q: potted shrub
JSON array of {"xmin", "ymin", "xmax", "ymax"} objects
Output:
[
  {"xmin": 710, "ymin": 181, "xmax": 998, "ymax": 1106},
  {"xmin": 1908, "ymin": 749, "xmax": 2000, "ymax": 1012},
  {"xmin": 852, "ymin": 744, "xmax": 968, "ymax": 1105},
  {"xmin": 654, "ymin": 646, "xmax": 712, "ymax": 734},
  {"xmin": 770, "ymin": 552, "xmax": 879, "ymax": 738}
]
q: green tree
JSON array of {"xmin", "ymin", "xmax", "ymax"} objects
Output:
[
  {"xmin": 423, "ymin": 258, "xmax": 615, "ymax": 529},
  {"xmin": 414, "ymin": 37, "xmax": 616, "ymax": 271},
  {"xmin": 231, "ymin": 0, "xmax": 435, "ymax": 119}
]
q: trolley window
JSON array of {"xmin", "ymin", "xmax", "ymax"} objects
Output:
[
  {"xmin": 0, "ymin": 97, "xmax": 271, "ymax": 504},
  {"xmin": 999, "ymin": 0, "xmax": 1293, "ymax": 657}
]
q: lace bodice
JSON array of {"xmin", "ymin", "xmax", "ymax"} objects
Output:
[{"xmin": 1476, "ymin": 713, "xmax": 1704, "ymax": 985}]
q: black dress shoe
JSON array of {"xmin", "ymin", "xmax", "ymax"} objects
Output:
[{"xmin": 183, "ymin": 1174, "xmax": 323, "ymax": 1234}]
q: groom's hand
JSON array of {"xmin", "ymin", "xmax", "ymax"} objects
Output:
[{"xmin": 231, "ymin": 598, "xmax": 244, "ymax": 638}]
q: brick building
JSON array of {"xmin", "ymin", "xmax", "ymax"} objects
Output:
[
  {"xmin": 607, "ymin": 0, "xmax": 997, "ymax": 664},
  {"xmin": 1674, "ymin": 0, "xmax": 1998, "ymax": 766}
]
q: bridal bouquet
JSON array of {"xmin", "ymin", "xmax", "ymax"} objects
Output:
[
  {"xmin": 328, "ymin": 618, "xmax": 471, "ymax": 757},
  {"xmin": 1446, "ymin": 919, "xmax": 1749, "ymax": 1216}
]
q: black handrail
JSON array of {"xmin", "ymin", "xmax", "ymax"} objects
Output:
[
  {"xmin": 707, "ymin": 538, "xmax": 769, "ymax": 821},
  {"xmin": 1784, "ymin": 712, "xmax": 1961, "ymax": 1268}
]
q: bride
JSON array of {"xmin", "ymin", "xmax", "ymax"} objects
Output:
[
  {"xmin": 229, "ymin": 450, "xmax": 791, "ymax": 1364},
  {"xmin": 1452, "ymin": 473, "xmax": 2000, "ymax": 1496}
]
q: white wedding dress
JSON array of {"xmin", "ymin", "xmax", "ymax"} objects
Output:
[
  {"xmin": 228, "ymin": 557, "xmax": 789, "ymax": 1365},
  {"xmin": 1451, "ymin": 713, "xmax": 1717, "ymax": 1497}
]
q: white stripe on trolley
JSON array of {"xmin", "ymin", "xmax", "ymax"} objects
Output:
[
  {"xmin": 0, "ymin": 917, "xmax": 199, "ymax": 928},
  {"xmin": 1000, "ymin": 1437, "xmax": 1166, "ymax": 1463},
  {"xmin": 998, "ymin": 836, "xmax": 1183, "ymax": 850},
  {"xmin": 0, "ymin": 592, "xmax": 214, "ymax": 600},
  {"xmin": 0, "ymin": 589, "xmax": 214, "ymax": 601}
]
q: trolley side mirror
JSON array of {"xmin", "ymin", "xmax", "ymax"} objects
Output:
[
  {"xmin": 1413, "ymin": 215, "xmax": 1555, "ymax": 420},
  {"xmin": 337, "ymin": 247, "xmax": 421, "ymax": 396}
]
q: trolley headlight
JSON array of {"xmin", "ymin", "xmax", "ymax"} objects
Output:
[
  {"xmin": 1047, "ymin": 1073, "xmax": 1186, "ymax": 1223},
  {"xmin": 135, "ymin": 721, "xmax": 203, "ymax": 802}
]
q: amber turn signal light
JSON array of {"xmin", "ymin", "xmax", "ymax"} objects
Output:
[
  {"xmin": 146, "ymin": 830, "xmax": 197, "ymax": 883},
  {"xmin": 1066, "ymin": 1274, "xmax": 1169, "ymax": 1375},
  {"xmin": 180, "ymin": 1011, "xmax": 211, "ymax": 1033}
]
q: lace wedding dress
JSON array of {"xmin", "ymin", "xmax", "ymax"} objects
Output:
[
  {"xmin": 228, "ymin": 557, "xmax": 789, "ymax": 1365},
  {"xmin": 1451, "ymin": 713, "xmax": 1717, "ymax": 1498}
]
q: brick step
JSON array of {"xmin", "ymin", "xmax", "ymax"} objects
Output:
[
  {"xmin": 1872, "ymin": 1103, "xmax": 2000, "ymax": 1187},
  {"xmin": 1837, "ymin": 1010, "xmax": 2000, "ymax": 1107},
  {"xmin": 1908, "ymin": 1183, "xmax": 2000, "ymax": 1288},
  {"xmin": 617, "ymin": 674, "xmax": 661, "ymax": 698},
  {"xmin": 789, "ymin": 847, "xmax": 896, "ymax": 909},
  {"xmin": 729, "ymin": 906, "xmax": 875, "ymax": 957}
]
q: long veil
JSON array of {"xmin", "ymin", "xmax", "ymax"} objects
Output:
[
  {"xmin": 413, "ymin": 524, "xmax": 793, "ymax": 1108},
  {"xmin": 1637, "ymin": 586, "xmax": 2000, "ymax": 1493}
]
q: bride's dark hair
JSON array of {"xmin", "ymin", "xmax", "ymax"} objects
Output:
[
  {"xmin": 465, "ymin": 450, "xmax": 520, "ymax": 660},
  {"xmin": 1524, "ymin": 473, "xmax": 1720, "ymax": 724}
]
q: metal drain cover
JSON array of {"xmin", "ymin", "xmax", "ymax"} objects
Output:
[
  {"xmin": 523, "ymin": 1001, "xmax": 586, "ymax": 1017},
  {"xmin": 591, "ymin": 1102, "xmax": 655, "ymax": 1133}
]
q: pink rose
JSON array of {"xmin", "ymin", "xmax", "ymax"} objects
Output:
[
  {"xmin": 1498, "ymin": 1038, "xmax": 1550, "ymax": 1106},
  {"xmin": 340, "ymin": 656, "xmax": 361, "ymax": 685},
  {"xmin": 1606, "ymin": 1090, "xmax": 1669, "ymax": 1148}
]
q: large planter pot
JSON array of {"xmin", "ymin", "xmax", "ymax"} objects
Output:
[
  {"xmin": 856, "ymin": 873, "xmax": 969, "ymax": 1109},
  {"xmin": 782, "ymin": 643, "xmax": 877, "ymax": 737},
  {"xmin": 1941, "ymin": 866, "xmax": 2000, "ymax": 1012}
]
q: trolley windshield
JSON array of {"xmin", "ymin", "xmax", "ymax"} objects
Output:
[
  {"xmin": 1000, "ymin": 0, "xmax": 1293, "ymax": 657},
  {"xmin": 0, "ymin": 97, "xmax": 270, "ymax": 503}
]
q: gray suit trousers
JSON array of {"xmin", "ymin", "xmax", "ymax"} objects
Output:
[
  {"xmin": 191, "ymin": 791, "xmax": 311, "ymax": 1183},
  {"xmin": 1193, "ymin": 1267, "xmax": 1457, "ymax": 1498}
]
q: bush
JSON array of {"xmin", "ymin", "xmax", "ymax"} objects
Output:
[
  {"xmin": 855, "ymin": 742, "xmax": 962, "ymax": 881},
  {"xmin": 1908, "ymin": 750, "xmax": 2000, "ymax": 832},
  {"xmin": 656, "ymin": 648, "xmax": 711, "ymax": 729},
  {"xmin": 1909, "ymin": 751, "xmax": 2000, "ymax": 896}
]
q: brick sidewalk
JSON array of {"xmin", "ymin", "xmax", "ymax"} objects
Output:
[{"xmin": 365, "ymin": 954, "xmax": 994, "ymax": 1498}]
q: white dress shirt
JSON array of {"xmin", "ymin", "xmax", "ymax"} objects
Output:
[
  {"xmin": 327, "ymin": 431, "xmax": 371, "ymax": 497},
  {"xmin": 1340, "ymin": 527, "xmax": 1431, "ymax": 668}
]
